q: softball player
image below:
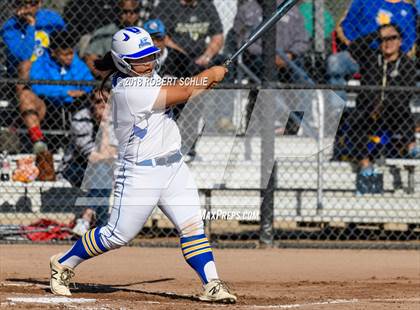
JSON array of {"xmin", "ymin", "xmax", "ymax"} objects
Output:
[{"xmin": 49, "ymin": 27, "xmax": 237, "ymax": 303}]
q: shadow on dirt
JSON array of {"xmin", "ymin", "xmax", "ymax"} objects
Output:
[{"xmin": 6, "ymin": 277, "xmax": 199, "ymax": 301}]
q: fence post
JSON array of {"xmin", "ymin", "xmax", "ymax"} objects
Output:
[
  {"xmin": 259, "ymin": 0, "xmax": 277, "ymax": 247},
  {"xmin": 313, "ymin": 0, "xmax": 325, "ymax": 54}
]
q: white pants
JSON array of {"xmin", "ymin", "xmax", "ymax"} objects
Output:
[{"xmin": 100, "ymin": 160, "xmax": 203, "ymax": 248}]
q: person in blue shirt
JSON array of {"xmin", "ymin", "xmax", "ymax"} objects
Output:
[
  {"xmin": 0, "ymin": 0, "xmax": 65, "ymax": 77},
  {"xmin": 327, "ymin": 0, "xmax": 417, "ymax": 98},
  {"xmin": 20, "ymin": 30, "xmax": 94, "ymax": 155}
]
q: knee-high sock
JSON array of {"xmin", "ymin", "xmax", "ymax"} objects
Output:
[
  {"xmin": 180, "ymin": 234, "xmax": 218, "ymax": 284},
  {"xmin": 58, "ymin": 227, "xmax": 109, "ymax": 269}
]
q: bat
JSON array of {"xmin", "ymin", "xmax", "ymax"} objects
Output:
[{"xmin": 224, "ymin": 0, "xmax": 300, "ymax": 67}]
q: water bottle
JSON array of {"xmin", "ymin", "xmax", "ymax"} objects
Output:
[{"xmin": 1, "ymin": 151, "xmax": 10, "ymax": 181}]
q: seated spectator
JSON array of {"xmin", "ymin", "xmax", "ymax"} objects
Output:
[
  {"xmin": 20, "ymin": 30, "xmax": 93, "ymax": 157},
  {"xmin": 233, "ymin": 0, "xmax": 310, "ymax": 82},
  {"xmin": 152, "ymin": 0, "xmax": 224, "ymax": 71},
  {"xmin": 84, "ymin": 0, "xmax": 142, "ymax": 78},
  {"xmin": 0, "ymin": 0, "xmax": 65, "ymax": 78},
  {"xmin": 62, "ymin": 88, "xmax": 116, "ymax": 226},
  {"xmin": 346, "ymin": 24, "xmax": 418, "ymax": 193},
  {"xmin": 63, "ymin": 0, "xmax": 116, "ymax": 44},
  {"xmin": 327, "ymin": 0, "xmax": 417, "ymax": 94}
]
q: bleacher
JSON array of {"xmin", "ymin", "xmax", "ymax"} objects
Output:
[{"xmin": 1, "ymin": 136, "xmax": 418, "ymax": 229}]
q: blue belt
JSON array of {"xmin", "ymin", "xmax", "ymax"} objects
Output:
[{"xmin": 136, "ymin": 151, "xmax": 182, "ymax": 167}]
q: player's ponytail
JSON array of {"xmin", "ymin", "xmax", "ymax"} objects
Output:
[
  {"xmin": 94, "ymin": 51, "xmax": 117, "ymax": 101},
  {"xmin": 94, "ymin": 51, "xmax": 117, "ymax": 72}
]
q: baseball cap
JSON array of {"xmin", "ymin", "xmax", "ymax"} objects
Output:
[{"xmin": 143, "ymin": 19, "xmax": 166, "ymax": 39}]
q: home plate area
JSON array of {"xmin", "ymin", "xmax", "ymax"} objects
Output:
[{"xmin": 0, "ymin": 245, "xmax": 419, "ymax": 309}]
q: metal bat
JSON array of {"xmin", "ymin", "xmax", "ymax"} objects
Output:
[{"xmin": 224, "ymin": 0, "xmax": 300, "ymax": 67}]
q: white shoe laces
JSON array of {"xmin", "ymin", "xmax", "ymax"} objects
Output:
[{"xmin": 209, "ymin": 280, "xmax": 232, "ymax": 294}]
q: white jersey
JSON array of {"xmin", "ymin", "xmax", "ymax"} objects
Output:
[{"xmin": 111, "ymin": 72, "xmax": 181, "ymax": 163}]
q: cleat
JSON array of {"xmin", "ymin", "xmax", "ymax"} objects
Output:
[
  {"xmin": 50, "ymin": 253, "xmax": 75, "ymax": 296},
  {"xmin": 199, "ymin": 279, "xmax": 237, "ymax": 304}
]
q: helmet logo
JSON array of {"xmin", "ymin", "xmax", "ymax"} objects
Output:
[
  {"xmin": 122, "ymin": 33, "xmax": 130, "ymax": 41},
  {"xmin": 150, "ymin": 22, "xmax": 158, "ymax": 30},
  {"xmin": 125, "ymin": 27, "xmax": 141, "ymax": 34},
  {"xmin": 139, "ymin": 37, "xmax": 151, "ymax": 48}
]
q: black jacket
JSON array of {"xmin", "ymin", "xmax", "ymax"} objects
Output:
[
  {"xmin": 159, "ymin": 47, "xmax": 198, "ymax": 78},
  {"xmin": 348, "ymin": 33, "xmax": 417, "ymax": 129}
]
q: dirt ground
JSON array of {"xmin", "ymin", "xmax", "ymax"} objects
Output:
[{"xmin": 0, "ymin": 245, "xmax": 419, "ymax": 309}]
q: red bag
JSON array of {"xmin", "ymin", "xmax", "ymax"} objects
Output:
[{"xmin": 21, "ymin": 218, "xmax": 72, "ymax": 241}]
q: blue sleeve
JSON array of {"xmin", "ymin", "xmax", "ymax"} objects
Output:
[
  {"xmin": 30, "ymin": 62, "xmax": 69, "ymax": 99},
  {"xmin": 1, "ymin": 24, "xmax": 36, "ymax": 61},
  {"xmin": 400, "ymin": 7, "xmax": 417, "ymax": 53},
  {"xmin": 341, "ymin": 0, "xmax": 364, "ymax": 42},
  {"xmin": 48, "ymin": 11, "xmax": 66, "ymax": 31},
  {"xmin": 38, "ymin": 10, "xmax": 66, "ymax": 32}
]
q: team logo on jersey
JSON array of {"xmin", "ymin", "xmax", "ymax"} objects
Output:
[
  {"xmin": 175, "ymin": 21, "xmax": 210, "ymax": 41},
  {"xmin": 139, "ymin": 37, "xmax": 151, "ymax": 48},
  {"xmin": 30, "ymin": 30, "xmax": 50, "ymax": 62},
  {"xmin": 376, "ymin": 10, "xmax": 392, "ymax": 25}
]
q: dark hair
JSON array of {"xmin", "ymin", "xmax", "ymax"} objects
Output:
[
  {"xmin": 94, "ymin": 51, "xmax": 119, "ymax": 99},
  {"xmin": 15, "ymin": 0, "xmax": 40, "ymax": 8},
  {"xmin": 94, "ymin": 51, "xmax": 117, "ymax": 72},
  {"xmin": 378, "ymin": 23, "xmax": 402, "ymax": 37},
  {"xmin": 49, "ymin": 30, "xmax": 75, "ymax": 50}
]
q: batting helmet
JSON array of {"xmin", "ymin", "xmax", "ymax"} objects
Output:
[{"xmin": 111, "ymin": 26, "xmax": 160, "ymax": 75}]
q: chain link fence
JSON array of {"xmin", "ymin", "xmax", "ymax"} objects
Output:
[{"xmin": 0, "ymin": 0, "xmax": 419, "ymax": 247}]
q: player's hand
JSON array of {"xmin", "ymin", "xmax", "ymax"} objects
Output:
[
  {"xmin": 210, "ymin": 66, "xmax": 228, "ymax": 82},
  {"xmin": 207, "ymin": 66, "xmax": 228, "ymax": 88},
  {"xmin": 17, "ymin": 9, "xmax": 36, "ymax": 26}
]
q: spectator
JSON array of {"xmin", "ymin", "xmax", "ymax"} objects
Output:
[
  {"xmin": 152, "ymin": 0, "xmax": 224, "ymax": 70},
  {"xmin": 63, "ymin": 0, "xmax": 116, "ymax": 44},
  {"xmin": 233, "ymin": 0, "xmax": 310, "ymax": 82},
  {"xmin": 143, "ymin": 19, "xmax": 197, "ymax": 79},
  {"xmin": 20, "ymin": 30, "xmax": 93, "ymax": 156},
  {"xmin": 62, "ymin": 88, "xmax": 116, "ymax": 226},
  {"xmin": 64, "ymin": 0, "xmax": 155, "ymax": 45},
  {"xmin": 327, "ymin": 0, "xmax": 417, "ymax": 91},
  {"xmin": 84, "ymin": 0, "xmax": 142, "ymax": 78},
  {"xmin": 144, "ymin": 18, "xmax": 199, "ymax": 161},
  {"xmin": 0, "ymin": 0, "xmax": 65, "ymax": 78},
  {"xmin": 346, "ymin": 24, "xmax": 418, "ymax": 193}
]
